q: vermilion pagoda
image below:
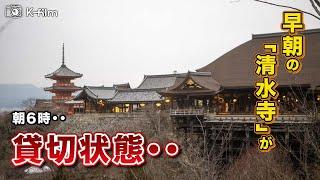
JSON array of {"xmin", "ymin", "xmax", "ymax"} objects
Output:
[{"xmin": 44, "ymin": 44, "xmax": 83, "ymax": 111}]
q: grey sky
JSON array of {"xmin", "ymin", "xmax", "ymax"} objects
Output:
[{"xmin": 0, "ymin": 0, "xmax": 319, "ymax": 88}]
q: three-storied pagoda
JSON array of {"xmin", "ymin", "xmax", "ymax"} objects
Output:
[{"xmin": 44, "ymin": 44, "xmax": 83, "ymax": 111}]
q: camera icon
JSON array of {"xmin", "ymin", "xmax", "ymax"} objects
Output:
[{"xmin": 5, "ymin": 4, "xmax": 23, "ymax": 18}]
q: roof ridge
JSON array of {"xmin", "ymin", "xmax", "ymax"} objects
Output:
[
  {"xmin": 144, "ymin": 73, "xmax": 181, "ymax": 77},
  {"xmin": 252, "ymin": 28, "xmax": 320, "ymax": 39},
  {"xmin": 136, "ymin": 76, "xmax": 148, "ymax": 89},
  {"xmin": 113, "ymin": 83, "xmax": 130, "ymax": 86},
  {"xmin": 144, "ymin": 71, "xmax": 211, "ymax": 77},
  {"xmin": 86, "ymin": 85, "xmax": 115, "ymax": 89},
  {"xmin": 45, "ymin": 64, "xmax": 83, "ymax": 78},
  {"xmin": 118, "ymin": 88, "xmax": 157, "ymax": 92},
  {"xmin": 84, "ymin": 87, "xmax": 98, "ymax": 98}
]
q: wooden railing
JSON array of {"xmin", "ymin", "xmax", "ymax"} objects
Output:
[
  {"xmin": 170, "ymin": 109, "xmax": 205, "ymax": 116},
  {"xmin": 73, "ymin": 112, "xmax": 146, "ymax": 120},
  {"xmin": 205, "ymin": 114, "xmax": 313, "ymax": 124},
  {"xmin": 53, "ymin": 83, "xmax": 75, "ymax": 87},
  {"xmin": 52, "ymin": 96, "xmax": 74, "ymax": 101}
]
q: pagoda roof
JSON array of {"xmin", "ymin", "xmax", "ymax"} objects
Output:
[
  {"xmin": 45, "ymin": 64, "xmax": 83, "ymax": 79},
  {"xmin": 45, "ymin": 43, "xmax": 82, "ymax": 79},
  {"xmin": 44, "ymin": 85, "xmax": 82, "ymax": 91}
]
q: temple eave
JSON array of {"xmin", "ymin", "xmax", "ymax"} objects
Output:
[
  {"xmin": 44, "ymin": 86, "xmax": 82, "ymax": 91},
  {"xmin": 45, "ymin": 74, "xmax": 83, "ymax": 79}
]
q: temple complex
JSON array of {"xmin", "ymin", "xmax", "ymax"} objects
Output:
[
  {"xmin": 39, "ymin": 29, "xmax": 320, "ymax": 163},
  {"xmin": 42, "ymin": 29, "xmax": 320, "ymax": 116}
]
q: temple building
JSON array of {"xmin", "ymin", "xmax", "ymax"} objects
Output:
[
  {"xmin": 73, "ymin": 72, "xmax": 220, "ymax": 113},
  {"xmin": 197, "ymin": 28, "xmax": 320, "ymax": 115},
  {"xmin": 73, "ymin": 83, "xmax": 133, "ymax": 113},
  {"xmin": 168, "ymin": 29, "xmax": 320, "ymax": 160},
  {"xmin": 44, "ymin": 44, "xmax": 83, "ymax": 113},
  {"xmin": 70, "ymin": 28, "xmax": 320, "ymax": 116},
  {"xmin": 109, "ymin": 73, "xmax": 182, "ymax": 112},
  {"xmin": 38, "ymin": 29, "xmax": 319, "ymax": 164},
  {"xmin": 159, "ymin": 72, "xmax": 221, "ymax": 113},
  {"xmin": 74, "ymin": 85, "xmax": 118, "ymax": 113},
  {"xmin": 110, "ymin": 89, "xmax": 163, "ymax": 112}
]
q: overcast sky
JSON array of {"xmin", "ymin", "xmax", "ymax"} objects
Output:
[{"xmin": 0, "ymin": 0, "xmax": 319, "ymax": 88}]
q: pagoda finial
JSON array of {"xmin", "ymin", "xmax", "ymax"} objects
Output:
[{"xmin": 62, "ymin": 43, "xmax": 65, "ymax": 66}]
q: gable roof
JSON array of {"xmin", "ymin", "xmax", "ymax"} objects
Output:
[
  {"xmin": 197, "ymin": 29, "xmax": 320, "ymax": 89},
  {"xmin": 160, "ymin": 72, "xmax": 221, "ymax": 95},
  {"xmin": 136, "ymin": 72, "xmax": 214, "ymax": 90},
  {"xmin": 171, "ymin": 72, "xmax": 220, "ymax": 90},
  {"xmin": 45, "ymin": 64, "xmax": 83, "ymax": 79},
  {"xmin": 74, "ymin": 86, "xmax": 116, "ymax": 100},
  {"xmin": 110, "ymin": 89, "xmax": 163, "ymax": 103},
  {"xmin": 113, "ymin": 83, "xmax": 131, "ymax": 90},
  {"xmin": 137, "ymin": 74, "xmax": 178, "ymax": 90}
]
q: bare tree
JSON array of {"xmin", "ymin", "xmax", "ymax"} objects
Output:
[
  {"xmin": 21, "ymin": 98, "xmax": 36, "ymax": 110},
  {"xmin": 253, "ymin": 0, "xmax": 320, "ymax": 20},
  {"xmin": 247, "ymin": 0, "xmax": 320, "ymax": 178}
]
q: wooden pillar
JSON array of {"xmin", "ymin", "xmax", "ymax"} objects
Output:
[
  {"xmin": 190, "ymin": 117, "xmax": 194, "ymax": 133},
  {"xmin": 285, "ymin": 126, "xmax": 289, "ymax": 146},
  {"xmin": 211, "ymin": 128, "xmax": 216, "ymax": 150},
  {"xmin": 204, "ymin": 129, "xmax": 208, "ymax": 155},
  {"xmin": 171, "ymin": 98, "xmax": 173, "ymax": 109},
  {"xmin": 303, "ymin": 132, "xmax": 309, "ymax": 178},
  {"xmin": 84, "ymin": 100, "xmax": 87, "ymax": 113},
  {"xmin": 228, "ymin": 130, "xmax": 233, "ymax": 163},
  {"xmin": 245, "ymin": 124, "xmax": 250, "ymax": 149},
  {"xmin": 88, "ymin": 99, "xmax": 91, "ymax": 113}
]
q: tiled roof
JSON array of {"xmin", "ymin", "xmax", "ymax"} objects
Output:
[
  {"xmin": 86, "ymin": 86, "xmax": 116, "ymax": 99},
  {"xmin": 137, "ymin": 74, "xmax": 177, "ymax": 90},
  {"xmin": 113, "ymin": 83, "xmax": 131, "ymax": 90},
  {"xmin": 198, "ymin": 28, "xmax": 320, "ymax": 89},
  {"xmin": 45, "ymin": 64, "xmax": 82, "ymax": 79},
  {"xmin": 160, "ymin": 72, "xmax": 221, "ymax": 95},
  {"xmin": 136, "ymin": 72, "xmax": 212, "ymax": 90},
  {"xmin": 44, "ymin": 86, "xmax": 82, "ymax": 91},
  {"xmin": 74, "ymin": 86, "xmax": 116, "ymax": 100},
  {"xmin": 110, "ymin": 89, "xmax": 163, "ymax": 103}
]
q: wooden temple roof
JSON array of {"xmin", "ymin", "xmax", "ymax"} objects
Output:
[
  {"xmin": 74, "ymin": 86, "xmax": 117, "ymax": 100},
  {"xmin": 45, "ymin": 64, "xmax": 83, "ymax": 79},
  {"xmin": 110, "ymin": 89, "xmax": 163, "ymax": 103},
  {"xmin": 136, "ymin": 72, "xmax": 216, "ymax": 90},
  {"xmin": 137, "ymin": 74, "xmax": 178, "ymax": 90},
  {"xmin": 160, "ymin": 71, "xmax": 221, "ymax": 96},
  {"xmin": 44, "ymin": 85, "xmax": 82, "ymax": 91},
  {"xmin": 45, "ymin": 44, "xmax": 82, "ymax": 79},
  {"xmin": 197, "ymin": 28, "xmax": 320, "ymax": 89},
  {"xmin": 113, "ymin": 83, "xmax": 131, "ymax": 90},
  {"xmin": 75, "ymin": 72, "xmax": 220, "ymax": 103}
]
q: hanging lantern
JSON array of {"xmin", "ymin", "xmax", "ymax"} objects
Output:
[{"xmin": 97, "ymin": 100, "xmax": 105, "ymax": 106}]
